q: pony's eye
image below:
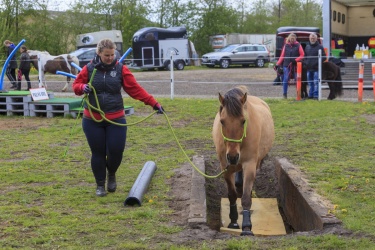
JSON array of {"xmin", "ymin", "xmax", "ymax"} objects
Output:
[
  {"xmin": 220, "ymin": 120, "xmax": 224, "ymax": 126},
  {"xmin": 242, "ymin": 120, "xmax": 246, "ymax": 125}
]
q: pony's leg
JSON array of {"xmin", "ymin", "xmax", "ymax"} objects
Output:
[
  {"xmin": 327, "ymin": 82, "xmax": 335, "ymax": 100},
  {"xmin": 224, "ymin": 171, "xmax": 240, "ymax": 229},
  {"xmin": 61, "ymin": 77, "xmax": 70, "ymax": 92},
  {"xmin": 240, "ymin": 162, "xmax": 256, "ymax": 236},
  {"xmin": 235, "ymin": 170, "xmax": 243, "ymax": 198},
  {"xmin": 62, "ymin": 82, "xmax": 68, "ymax": 92}
]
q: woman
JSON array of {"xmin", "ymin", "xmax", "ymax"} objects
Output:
[
  {"xmin": 3, "ymin": 40, "xmax": 18, "ymax": 89},
  {"xmin": 18, "ymin": 45, "xmax": 32, "ymax": 91},
  {"xmin": 72, "ymin": 38, "xmax": 164, "ymax": 197},
  {"xmin": 276, "ymin": 33, "xmax": 305, "ymax": 99}
]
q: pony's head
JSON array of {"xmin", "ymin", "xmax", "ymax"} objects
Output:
[{"xmin": 218, "ymin": 86, "xmax": 248, "ymax": 165}]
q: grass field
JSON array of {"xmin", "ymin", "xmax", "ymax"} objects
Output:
[{"xmin": 0, "ymin": 97, "xmax": 374, "ymax": 249}]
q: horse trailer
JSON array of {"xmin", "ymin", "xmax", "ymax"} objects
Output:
[
  {"xmin": 75, "ymin": 30, "xmax": 124, "ymax": 56},
  {"xmin": 130, "ymin": 26, "xmax": 191, "ymax": 70}
]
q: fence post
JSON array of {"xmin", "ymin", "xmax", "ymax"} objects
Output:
[
  {"xmin": 358, "ymin": 61, "xmax": 364, "ymax": 102},
  {"xmin": 372, "ymin": 63, "xmax": 375, "ymax": 101},
  {"xmin": 296, "ymin": 62, "xmax": 302, "ymax": 101},
  {"xmin": 170, "ymin": 52, "xmax": 174, "ymax": 100}
]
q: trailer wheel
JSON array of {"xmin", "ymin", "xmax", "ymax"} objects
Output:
[
  {"xmin": 163, "ymin": 61, "xmax": 172, "ymax": 71},
  {"xmin": 175, "ymin": 60, "xmax": 185, "ymax": 70}
]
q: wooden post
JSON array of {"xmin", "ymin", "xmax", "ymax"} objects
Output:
[
  {"xmin": 358, "ymin": 62, "xmax": 364, "ymax": 102},
  {"xmin": 296, "ymin": 62, "xmax": 302, "ymax": 101}
]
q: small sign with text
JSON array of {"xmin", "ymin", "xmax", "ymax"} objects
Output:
[{"xmin": 30, "ymin": 88, "xmax": 49, "ymax": 101}]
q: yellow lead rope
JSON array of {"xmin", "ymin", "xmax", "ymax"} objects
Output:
[{"xmin": 76, "ymin": 68, "xmax": 226, "ymax": 178}]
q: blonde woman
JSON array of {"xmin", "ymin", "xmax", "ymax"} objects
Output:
[
  {"xmin": 276, "ymin": 33, "xmax": 305, "ymax": 98},
  {"xmin": 3, "ymin": 40, "xmax": 18, "ymax": 89},
  {"xmin": 72, "ymin": 38, "xmax": 164, "ymax": 197}
]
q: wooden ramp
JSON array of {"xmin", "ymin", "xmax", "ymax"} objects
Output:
[{"xmin": 220, "ymin": 198, "xmax": 286, "ymax": 236}]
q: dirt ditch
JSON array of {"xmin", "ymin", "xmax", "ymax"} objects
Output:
[{"xmin": 167, "ymin": 152, "xmax": 352, "ymax": 244}]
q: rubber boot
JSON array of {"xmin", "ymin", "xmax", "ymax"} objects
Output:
[
  {"xmin": 96, "ymin": 180, "xmax": 106, "ymax": 197},
  {"xmin": 27, "ymin": 82, "xmax": 31, "ymax": 91},
  {"xmin": 16, "ymin": 82, "xmax": 21, "ymax": 91},
  {"xmin": 107, "ymin": 173, "xmax": 117, "ymax": 192}
]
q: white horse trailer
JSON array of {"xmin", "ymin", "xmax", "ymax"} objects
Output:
[
  {"xmin": 76, "ymin": 30, "xmax": 123, "ymax": 56},
  {"xmin": 131, "ymin": 27, "xmax": 191, "ymax": 70}
]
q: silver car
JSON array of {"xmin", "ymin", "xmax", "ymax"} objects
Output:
[{"xmin": 201, "ymin": 44, "xmax": 270, "ymax": 68}]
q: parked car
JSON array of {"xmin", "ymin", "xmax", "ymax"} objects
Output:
[
  {"xmin": 69, "ymin": 48, "xmax": 121, "ymax": 68},
  {"xmin": 201, "ymin": 44, "xmax": 270, "ymax": 68}
]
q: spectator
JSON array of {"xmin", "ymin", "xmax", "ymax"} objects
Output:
[
  {"xmin": 17, "ymin": 45, "xmax": 32, "ymax": 91},
  {"xmin": 3, "ymin": 40, "xmax": 18, "ymax": 89},
  {"xmin": 275, "ymin": 33, "xmax": 305, "ymax": 98},
  {"xmin": 304, "ymin": 33, "xmax": 326, "ymax": 99}
]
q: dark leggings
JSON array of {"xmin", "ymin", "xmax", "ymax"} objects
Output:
[
  {"xmin": 82, "ymin": 117, "xmax": 127, "ymax": 185},
  {"xmin": 6, "ymin": 68, "xmax": 16, "ymax": 84},
  {"xmin": 18, "ymin": 69, "xmax": 31, "ymax": 86}
]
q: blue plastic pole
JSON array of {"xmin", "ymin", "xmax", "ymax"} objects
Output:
[
  {"xmin": 56, "ymin": 71, "xmax": 76, "ymax": 79},
  {"xmin": 119, "ymin": 47, "xmax": 133, "ymax": 63},
  {"xmin": 124, "ymin": 161, "xmax": 157, "ymax": 206},
  {"xmin": 0, "ymin": 39, "xmax": 26, "ymax": 91},
  {"xmin": 71, "ymin": 62, "xmax": 82, "ymax": 72}
]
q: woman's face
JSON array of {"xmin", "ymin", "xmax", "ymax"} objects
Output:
[{"xmin": 99, "ymin": 48, "xmax": 116, "ymax": 65}]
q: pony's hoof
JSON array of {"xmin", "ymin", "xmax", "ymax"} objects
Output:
[
  {"xmin": 240, "ymin": 230, "xmax": 254, "ymax": 236},
  {"xmin": 228, "ymin": 223, "xmax": 240, "ymax": 229}
]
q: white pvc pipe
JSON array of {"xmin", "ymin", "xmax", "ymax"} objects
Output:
[
  {"xmin": 318, "ymin": 49, "xmax": 322, "ymax": 101},
  {"xmin": 170, "ymin": 53, "xmax": 174, "ymax": 100}
]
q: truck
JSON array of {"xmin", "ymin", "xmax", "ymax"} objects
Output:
[
  {"xmin": 130, "ymin": 26, "xmax": 193, "ymax": 70},
  {"xmin": 209, "ymin": 33, "xmax": 276, "ymax": 57}
]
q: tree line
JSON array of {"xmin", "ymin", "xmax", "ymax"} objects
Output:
[{"xmin": 0, "ymin": 0, "xmax": 322, "ymax": 61}]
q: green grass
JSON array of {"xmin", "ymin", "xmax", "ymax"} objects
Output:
[{"xmin": 0, "ymin": 97, "xmax": 374, "ymax": 249}]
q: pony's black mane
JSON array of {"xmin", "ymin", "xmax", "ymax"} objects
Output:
[{"xmin": 222, "ymin": 88, "xmax": 245, "ymax": 117}]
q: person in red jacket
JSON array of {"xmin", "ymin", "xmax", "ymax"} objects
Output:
[
  {"xmin": 73, "ymin": 38, "xmax": 164, "ymax": 197},
  {"xmin": 275, "ymin": 33, "xmax": 305, "ymax": 99}
]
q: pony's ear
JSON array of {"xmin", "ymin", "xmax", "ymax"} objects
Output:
[
  {"xmin": 241, "ymin": 92, "xmax": 247, "ymax": 104},
  {"xmin": 219, "ymin": 93, "xmax": 224, "ymax": 104}
]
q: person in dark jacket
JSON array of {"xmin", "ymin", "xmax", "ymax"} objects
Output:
[
  {"xmin": 275, "ymin": 33, "xmax": 305, "ymax": 99},
  {"xmin": 17, "ymin": 45, "xmax": 32, "ymax": 91},
  {"xmin": 3, "ymin": 40, "xmax": 18, "ymax": 89},
  {"xmin": 72, "ymin": 38, "xmax": 164, "ymax": 197},
  {"xmin": 304, "ymin": 33, "xmax": 326, "ymax": 99}
]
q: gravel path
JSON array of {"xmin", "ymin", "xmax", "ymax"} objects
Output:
[{"xmin": 8, "ymin": 67, "xmax": 375, "ymax": 101}]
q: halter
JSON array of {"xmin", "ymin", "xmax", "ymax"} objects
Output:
[{"xmin": 221, "ymin": 119, "xmax": 247, "ymax": 143}]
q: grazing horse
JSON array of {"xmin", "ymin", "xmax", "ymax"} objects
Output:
[
  {"xmin": 27, "ymin": 50, "xmax": 79, "ymax": 92},
  {"xmin": 212, "ymin": 85, "xmax": 275, "ymax": 236},
  {"xmin": 322, "ymin": 61, "xmax": 343, "ymax": 100}
]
